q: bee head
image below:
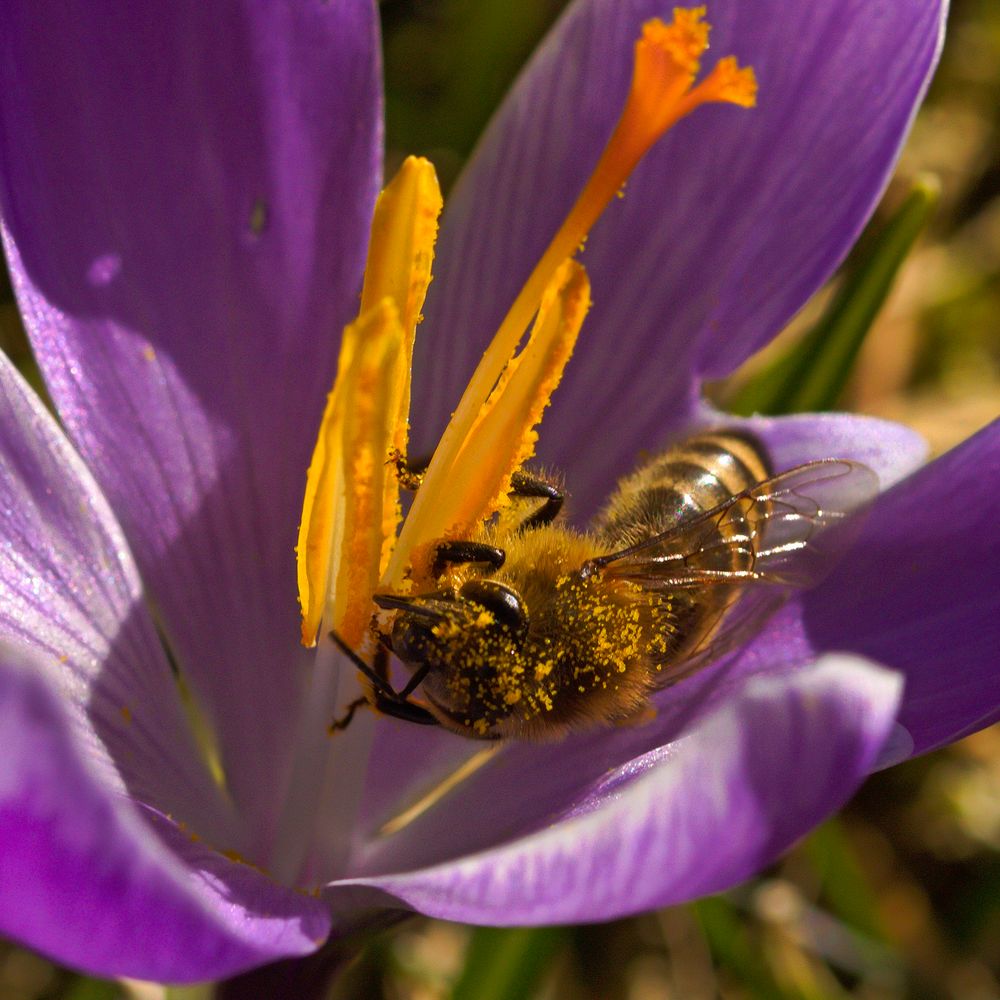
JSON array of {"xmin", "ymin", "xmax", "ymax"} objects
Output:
[{"xmin": 374, "ymin": 582, "xmax": 533, "ymax": 736}]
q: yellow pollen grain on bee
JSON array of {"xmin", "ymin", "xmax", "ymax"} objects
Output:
[{"xmin": 432, "ymin": 619, "xmax": 463, "ymax": 640}]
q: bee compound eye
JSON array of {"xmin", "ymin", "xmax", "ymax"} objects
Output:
[
  {"xmin": 458, "ymin": 580, "xmax": 530, "ymax": 642},
  {"xmin": 390, "ymin": 616, "xmax": 433, "ymax": 663}
]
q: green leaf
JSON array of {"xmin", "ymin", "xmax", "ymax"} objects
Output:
[
  {"xmin": 729, "ymin": 174, "xmax": 939, "ymax": 416},
  {"xmin": 450, "ymin": 926, "xmax": 568, "ymax": 1000},
  {"xmin": 61, "ymin": 976, "xmax": 123, "ymax": 1000},
  {"xmin": 802, "ymin": 819, "xmax": 886, "ymax": 942},
  {"xmin": 693, "ymin": 896, "xmax": 797, "ymax": 999},
  {"xmin": 165, "ymin": 985, "xmax": 214, "ymax": 1000}
]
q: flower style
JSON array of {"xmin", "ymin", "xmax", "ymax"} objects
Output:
[{"xmin": 0, "ymin": 0, "xmax": 991, "ymax": 989}]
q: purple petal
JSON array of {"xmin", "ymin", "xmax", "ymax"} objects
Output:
[
  {"xmin": 0, "ymin": 641, "xmax": 329, "ymax": 983},
  {"xmin": 411, "ymin": 0, "xmax": 944, "ymax": 507},
  {"xmin": 804, "ymin": 418, "xmax": 1000, "ymax": 756},
  {"xmin": 739, "ymin": 410, "xmax": 928, "ymax": 488},
  {"xmin": 0, "ymin": 352, "xmax": 234, "ymax": 846},
  {"xmin": 0, "ymin": 1, "xmax": 382, "ymax": 847},
  {"xmin": 339, "ymin": 657, "xmax": 900, "ymax": 923}
]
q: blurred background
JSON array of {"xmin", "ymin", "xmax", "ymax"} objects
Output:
[{"xmin": 1, "ymin": 0, "xmax": 998, "ymax": 997}]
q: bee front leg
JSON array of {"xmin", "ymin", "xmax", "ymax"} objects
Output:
[
  {"xmin": 329, "ymin": 630, "xmax": 441, "ymax": 729},
  {"xmin": 328, "ymin": 695, "xmax": 369, "ymax": 733},
  {"xmin": 371, "ymin": 689, "xmax": 441, "ymax": 726}
]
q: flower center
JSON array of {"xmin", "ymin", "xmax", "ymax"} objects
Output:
[{"xmin": 297, "ymin": 7, "xmax": 756, "ymax": 647}]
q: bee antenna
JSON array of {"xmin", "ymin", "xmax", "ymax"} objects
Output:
[{"xmin": 373, "ymin": 592, "xmax": 449, "ymax": 621}]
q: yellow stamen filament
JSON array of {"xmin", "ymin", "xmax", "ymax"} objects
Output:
[
  {"xmin": 377, "ymin": 746, "xmax": 501, "ymax": 837},
  {"xmin": 384, "ymin": 8, "xmax": 755, "ymax": 586}
]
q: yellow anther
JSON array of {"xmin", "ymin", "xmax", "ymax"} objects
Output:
[
  {"xmin": 360, "ymin": 157, "xmax": 443, "ymax": 571},
  {"xmin": 360, "ymin": 156, "xmax": 443, "ymax": 335},
  {"xmin": 298, "ymin": 158, "xmax": 441, "ymax": 644},
  {"xmin": 297, "ymin": 299, "xmax": 406, "ymax": 646}
]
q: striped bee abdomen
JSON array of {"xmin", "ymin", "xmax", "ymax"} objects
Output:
[{"xmin": 594, "ymin": 429, "xmax": 772, "ymax": 554}]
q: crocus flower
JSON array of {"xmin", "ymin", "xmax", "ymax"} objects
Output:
[{"xmin": 0, "ymin": 0, "xmax": 992, "ymax": 991}]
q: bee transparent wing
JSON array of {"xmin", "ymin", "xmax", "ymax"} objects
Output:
[
  {"xmin": 590, "ymin": 459, "xmax": 878, "ymax": 590},
  {"xmin": 587, "ymin": 459, "xmax": 878, "ymax": 685}
]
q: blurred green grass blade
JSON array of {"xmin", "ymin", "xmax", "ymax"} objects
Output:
[
  {"xmin": 730, "ymin": 174, "xmax": 939, "ymax": 416},
  {"xmin": 803, "ymin": 819, "xmax": 886, "ymax": 942},
  {"xmin": 61, "ymin": 976, "xmax": 123, "ymax": 1000},
  {"xmin": 451, "ymin": 926, "xmax": 568, "ymax": 1000},
  {"xmin": 383, "ymin": 0, "xmax": 561, "ymax": 188},
  {"xmin": 165, "ymin": 985, "xmax": 213, "ymax": 1000},
  {"xmin": 692, "ymin": 897, "xmax": 801, "ymax": 1000}
]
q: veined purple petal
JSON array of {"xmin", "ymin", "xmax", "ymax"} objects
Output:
[
  {"xmin": 0, "ymin": 1, "xmax": 382, "ymax": 851},
  {"xmin": 412, "ymin": 0, "xmax": 945, "ymax": 513},
  {"xmin": 805, "ymin": 418, "xmax": 1000, "ymax": 756},
  {"xmin": 0, "ymin": 351, "xmax": 233, "ymax": 846},
  {"xmin": 338, "ymin": 657, "xmax": 900, "ymax": 923},
  {"xmin": 0, "ymin": 642, "xmax": 329, "ymax": 983}
]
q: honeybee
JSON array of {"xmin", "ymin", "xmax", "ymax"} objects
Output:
[{"xmin": 332, "ymin": 430, "xmax": 877, "ymax": 741}]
